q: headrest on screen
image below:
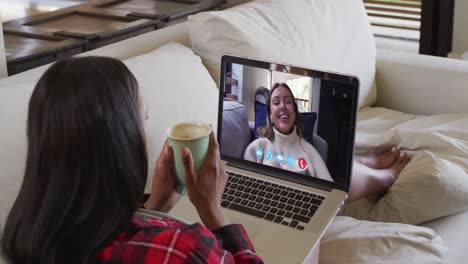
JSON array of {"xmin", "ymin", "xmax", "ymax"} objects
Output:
[{"xmin": 221, "ymin": 98, "xmax": 251, "ymax": 159}]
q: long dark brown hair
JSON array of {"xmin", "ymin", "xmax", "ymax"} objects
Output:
[
  {"xmin": 1, "ymin": 57, "xmax": 148, "ymax": 264},
  {"xmin": 258, "ymin": 82, "xmax": 304, "ymax": 140}
]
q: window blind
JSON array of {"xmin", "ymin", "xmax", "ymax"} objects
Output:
[{"xmin": 364, "ymin": 0, "xmax": 422, "ymax": 41}]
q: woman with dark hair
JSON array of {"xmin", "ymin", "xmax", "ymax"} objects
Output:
[
  {"xmin": 1, "ymin": 57, "xmax": 263, "ymax": 264},
  {"xmin": 244, "ymin": 83, "xmax": 411, "ymax": 203},
  {"xmin": 244, "ymin": 83, "xmax": 332, "ymax": 181}
]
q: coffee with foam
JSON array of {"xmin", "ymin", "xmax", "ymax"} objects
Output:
[{"xmin": 169, "ymin": 123, "xmax": 211, "ymax": 140}]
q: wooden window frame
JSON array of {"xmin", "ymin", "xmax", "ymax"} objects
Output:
[{"xmin": 419, "ymin": 0, "xmax": 455, "ymax": 57}]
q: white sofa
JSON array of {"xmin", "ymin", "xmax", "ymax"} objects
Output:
[{"xmin": 1, "ymin": 1, "xmax": 467, "ymax": 263}]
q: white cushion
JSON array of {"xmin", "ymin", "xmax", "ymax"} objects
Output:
[
  {"xmin": 123, "ymin": 43, "xmax": 219, "ymax": 192},
  {"xmin": 342, "ymin": 151, "xmax": 468, "ymax": 225},
  {"xmin": 375, "ymin": 49, "xmax": 468, "ymax": 115},
  {"xmin": 345, "ymin": 108, "xmax": 468, "ymax": 225},
  {"xmin": 0, "ymin": 82, "xmax": 35, "ymax": 228},
  {"xmin": 321, "ymin": 216, "xmax": 447, "ymax": 264},
  {"xmin": 355, "ymin": 107, "xmax": 418, "ymax": 150},
  {"xmin": 188, "ymin": 0, "xmax": 377, "ymax": 109},
  {"xmin": 422, "ymin": 210, "xmax": 468, "ymax": 264}
]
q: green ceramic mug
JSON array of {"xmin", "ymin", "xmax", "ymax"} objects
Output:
[{"xmin": 167, "ymin": 122, "xmax": 211, "ymax": 194}]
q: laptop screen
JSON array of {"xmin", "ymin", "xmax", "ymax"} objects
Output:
[{"xmin": 218, "ymin": 56, "xmax": 358, "ymax": 191}]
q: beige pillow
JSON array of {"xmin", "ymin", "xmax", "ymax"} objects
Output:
[
  {"xmin": 342, "ymin": 151, "xmax": 468, "ymax": 225},
  {"xmin": 188, "ymin": 0, "xmax": 377, "ymax": 109},
  {"xmin": 321, "ymin": 216, "xmax": 447, "ymax": 264},
  {"xmin": 123, "ymin": 43, "xmax": 219, "ymax": 192}
]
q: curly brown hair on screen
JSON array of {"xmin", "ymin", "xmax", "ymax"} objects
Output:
[
  {"xmin": 1, "ymin": 57, "xmax": 148, "ymax": 264},
  {"xmin": 258, "ymin": 82, "xmax": 304, "ymax": 140}
]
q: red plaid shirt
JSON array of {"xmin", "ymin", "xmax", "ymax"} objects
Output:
[{"xmin": 96, "ymin": 213, "xmax": 263, "ymax": 263}]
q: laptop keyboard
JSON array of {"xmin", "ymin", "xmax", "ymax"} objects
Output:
[{"xmin": 221, "ymin": 171, "xmax": 325, "ymax": 231}]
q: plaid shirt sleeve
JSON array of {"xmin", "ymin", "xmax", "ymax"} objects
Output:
[
  {"xmin": 96, "ymin": 215, "xmax": 263, "ymax": 263},
  {"xmin": 212, "ymin": 224, "xmax": 263, "ymax": 263}
]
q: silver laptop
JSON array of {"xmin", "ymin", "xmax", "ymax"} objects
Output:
[{"xmin": 170, "ymin": 55, "xmax": 359, "ymax": 263}]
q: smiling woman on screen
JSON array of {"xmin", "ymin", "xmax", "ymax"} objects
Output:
[{"xmin": 243, "ymin": 83, "xmax": 333, "ymax": 181}]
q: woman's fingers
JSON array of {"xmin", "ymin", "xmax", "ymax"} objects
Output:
[
  {"xmin": 208, "ymin": 131, "xmax": 219, "ymax": 158},
  {"xmin": 182, "ymin": 148, "xmax": 197, "ymax": 186},
  {"xmin": 145, "ymin": 139, "xmax": 177, "ymax": 211},
  {"xmin": 220, "ymin": 169, "xmax": 228, "ymax": 189},
  {"xmin": 180, "ymin": 131, "xmax": 230, "ymax": 230},
  {"xmin": 163, "ymin": 140, "xmax": 173, "ymax": 164}
]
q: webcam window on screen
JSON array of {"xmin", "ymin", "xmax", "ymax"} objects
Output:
[{"xmin": 220, "ymin": 62, "xmax": 356, "ymax": 186}]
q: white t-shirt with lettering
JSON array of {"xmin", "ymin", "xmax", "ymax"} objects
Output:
[{"xmin": 243, "ymin": 127, "xmax": 333, "ymax": 182}]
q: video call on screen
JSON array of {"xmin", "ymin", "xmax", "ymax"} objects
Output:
[{"xmin": 220, "ymin": 62, "xmax": 355, "ymax": 186}]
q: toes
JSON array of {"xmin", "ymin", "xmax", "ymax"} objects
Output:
[
  {"xmin": 383, "ymin": 146, "xmax": 399, "ymax": 160},
  {"xmin": 397, "ymin": 155, "xmax": 404, "ymax": 164},
  {"xmin": 388, "ymin": 146, "xmax": 399, "ymax": 159},
  {"xmin": 394, "ymin": 147, "xmax": 400, "ymax": 156},
  {"xmin": 399, "ymin": 152, "xmax": 412, "ymax": 164},
  {"xmin": 396, "ymin": 153, "xmax": 405, "ymax": 164}
]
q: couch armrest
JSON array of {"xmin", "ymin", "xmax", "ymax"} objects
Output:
[{"xmin": 375, "ymin": 49, "xmax": 468, "ymax": 115}]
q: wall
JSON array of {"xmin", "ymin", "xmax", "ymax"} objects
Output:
[
  {"xmin": 241, "ymin": 66, "xmax": 269, "ymax": 121},
  {"xmin": 452, "ymin": 0, "xmax": 468, "ymax": 55}
]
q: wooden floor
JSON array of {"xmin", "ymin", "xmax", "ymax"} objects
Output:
[{"xmin": 0, "ymin": 0, "xmax": 88, "ymax": 22}]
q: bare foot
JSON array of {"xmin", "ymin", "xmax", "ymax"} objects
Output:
[
  {"xmin": 355, "ymin": 146, "xmax": 399, "ymax": 169},
  {"xmin": 376, "ymin": 152, "xmax": 412, "ymax": 194},
  {"xmin": 369, "ymin": 152, "xmax": 411, "ymax": 197},
  {"xmin": 385, "ymin": 152, "xmax": 412, "ymax": 181}
]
